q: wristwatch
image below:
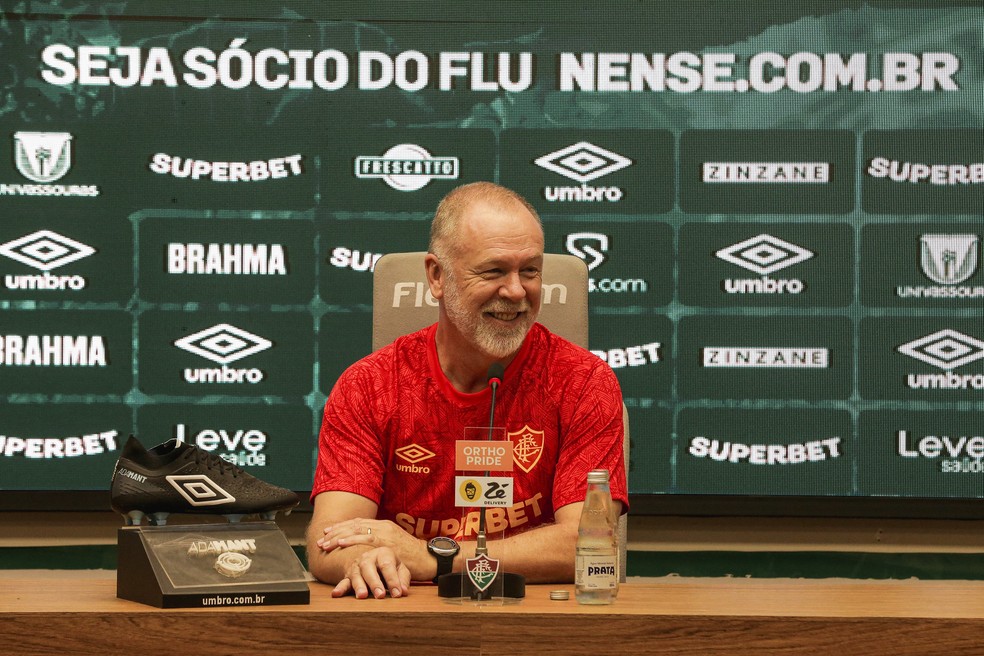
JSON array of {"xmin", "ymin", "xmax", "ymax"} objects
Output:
[{"xmin": 427, "ymin": 536, "xmax": 459, "ymax": 583}]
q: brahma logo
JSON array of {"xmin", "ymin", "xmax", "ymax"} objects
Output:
[
  {"xmin": 535, "ymin": 142, "xmax": 631, "ymax": 202},
  {"xmin": 355, "ymin": 144, "xmax": 459, "ymax": 191},
  {"xmin": 1, "ymin": 230, "xmax": 95, "ymax": 291},
  {"xmin": 1, "ymin": 132, "xmax": 99, "ymax": 197},
  {"xmin": 898, "ymin": 234, "xmax": 982, "ymax": 299},
  {"xmin": 174, "ymin": 323, "xmax": 272, "ymax": 384},
  {"xmin": 395, "ymin": 443, "xmax": 435, "ymax": 474},
  {"xmin": 898, "ymin": 329, "xmax": 984, "ymax": 390},
  {"xmin": 167, "ymin": 243, "xmax": 288, "ymax": 275},
  {"xmin": 716, "ymin": 234, "xmax": 813, "ymax": 295},
  {"xmin": 509, "ymin": 425, "xmax": 544, "ymax": 473}
]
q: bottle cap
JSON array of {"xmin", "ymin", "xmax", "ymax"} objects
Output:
[
  {"xmin": 587, "ymin": 469, "xmax": 609, "ymax": 484},
  {"xmin": 549, "ymin": 590, "xmax": 570, "ymax": 601}
]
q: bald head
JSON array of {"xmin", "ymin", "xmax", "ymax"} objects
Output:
[{"xmin": 429, "ymin": 182, "xmax": 542, "ymax": 263}]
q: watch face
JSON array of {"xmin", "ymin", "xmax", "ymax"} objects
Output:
[{"xmin": 429, "ymin": 536, "xmax": 458, "ymax": 556}]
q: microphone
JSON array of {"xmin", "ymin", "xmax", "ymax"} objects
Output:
[{"xmin": 477, "ymin": 363, "xmax": 504, "ymax": 557}]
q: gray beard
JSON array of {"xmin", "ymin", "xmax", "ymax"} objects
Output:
[{"xmin": 443, "ymin": 276, "xmax": 533, "ymax": 359}]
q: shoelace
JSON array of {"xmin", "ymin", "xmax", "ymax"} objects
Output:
[{"xmin": 182, "ymin": 446, "xmax": 243, "ymax": 477}]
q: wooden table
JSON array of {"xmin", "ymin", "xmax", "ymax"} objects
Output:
[{"xmin": 2, "ymin": 573, "xmax": 984, "ymax": 655}]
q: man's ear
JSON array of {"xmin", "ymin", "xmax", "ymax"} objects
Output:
[{"xmin": 424, "ymin": 253, "xmax": 445, "ymax": 299}]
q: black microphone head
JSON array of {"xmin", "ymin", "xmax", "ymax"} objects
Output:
[{"xmin": 486, "ymin": 362, "xmax": 505, "ymax": 387}]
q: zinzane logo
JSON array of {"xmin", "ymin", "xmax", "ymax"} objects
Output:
[
  {"xmin": 536, "ymin": 142, "xmax": 631, "ymax": 203},
  {"xmin": 716, "ymin": 234, "xmax": 814, "ymax": 295},
  {"xmin": 174, "ymin": 324, "xmax": 272, "ymax": 384},
  {"xmin": 0, "ymin": 230, "xmax": 95, "ymax": 291}
]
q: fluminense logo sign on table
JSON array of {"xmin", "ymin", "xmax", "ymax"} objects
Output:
[
  {"xmin": 897, "ymin": 329, "xmax": 984, "ymax": 390},
  {"xmin": 703, "ymin": 347, "xmax": 829, "ymax": 368},
  {"xmin": 354, "ymin": 144, "xmax": 459, "ymax": 191},
  {"xmin": 167, "ymin": 243, "xmax": 288, "ymax": 275},
  {"xmin": 149, "ymin": 153, "xmax": 304, "ymax": 182},
  {"xmin": 897, "ymin": 429, "xmax": 984, "ymax": 474},
  {"xmin": 1, "ymin": 132, "xmax": 99, "ymax": 197},
  {"xmin": 0, "ymin": 334, "xmax": 107, "ymax": 366},
  {"xmin": 702, "ymin": 162, "xmax": 830, "ymax": 183},
  {"xmin": 174, "ymin": 323, "xmax": 272, "ymax": 384},
  {"xmin": 535, "ymin": 142, "xmax": 632, "ymax": 202},
  {"xmin": 174, "ymin": 423, "xmax": 268, "ymax": 467},
  {"xmin": 715, "ymin": 234, "xmax": 814, "ymax": 295},
  {"xmin": 0, "ymin": 429, "xmax": 118, "ymax": 458},
  {"xmin": 565, "ymin": 232, "xmax": 648, "ymax": 294},
  {"xmin": 0, "ymin": 230, "xmax": 95, "ymax": 291},
  {"xmin": 897, "ymin": 234, "xmax": 982, "ymax": 299},
  {"xmin": 688, "ymin": 435, "xmax": 842, "ymax": 465},
  {"xmin": 866, "ymin": 157, "xmax": 984, "ymax": 185}
]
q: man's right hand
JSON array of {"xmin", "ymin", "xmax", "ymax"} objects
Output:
[{"xmin": 329, "ymin": 544, "xmax": 411, "ymax": 599}]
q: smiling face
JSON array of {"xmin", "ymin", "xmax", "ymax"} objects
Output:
[{"xmin": 431, "ymin": 194, "xmax": 544, "ymax": 361}]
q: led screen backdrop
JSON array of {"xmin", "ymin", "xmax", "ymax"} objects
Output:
[{"xmin": 0, "ymin": 1, "xmax": 981, "ymax": 513}]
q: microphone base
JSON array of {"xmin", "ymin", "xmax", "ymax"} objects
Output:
[{"xmin": 437, "ymin": 572, "xmax": 526, "ymax": 599}]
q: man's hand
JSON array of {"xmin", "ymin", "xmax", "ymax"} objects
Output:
[
  {"xmin": 318, "ymin": 518, "xmax": 435, "ymax": 584},
  {"xmin": 329, "ymin": 544, "xmax": 412, "ymax": 599}
]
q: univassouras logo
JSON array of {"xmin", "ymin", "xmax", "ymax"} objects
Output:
[
  {"xmin": 565, "ymin": 232, "xmax": 648, "ymax": 294},
  {"xmin": 167, "ymin": 243, "xmax": 288, "ymax": 275},
  {"xmin": 0, "ymin": 335, "xmax": 107, "ymax": 366},
  {"xmin": 591, "ymin": 342, "xmax": 660, "ymax": 369},
  {"xmin": 702, "ymin": 162, "xmax": 830, "ymax": 183},
  {"xmin": 896, "ymin": 234, "xmax": 982, "ymax": 299},
  {"xmin": 897, "ymin": 429, "xmax": 984, "ymax": 474},
  {"xmin": 354, "ymin": 144, "xmax": 458, "ymax": 191},
  {"xmin": 1, "ymin": 132, "xmax": 99, "ymax": 197},
  {"xmin": 0, "ymin": 230, "xmax": 95, "ymax": 291},
  {"xmin": 0, "ymin": 429, "xmax": 118, "ymax": 458},
  {"xmin": 173, "ymin": 323, "xmax": 272, "ymax": 384},
  {"xmin": 866, "ymin": 157, "xmax": 984, "ymax": 185},
  {"xmin": 702, "ymin": 347, "xmax": 828, "ymax": 368},
  {"xmin": 174, "ymin": 423, "xmax": 269, "ymax": 467},
  {"xmin": 897, "ymin": 329, "xmax": 984, "ymax": 390},
  {"xmin": 715, "ymin": 234, "xmax": 814, "ymax": 295},
  {"xmin": 535, "ymin": 142, "xmax": 631, "ymax": 203},
  {"xmin": 688, "ymin": 435, "xmax": 842, "ymax": 464},
  {"xmin": 149, "ymin": 153, "xmax": 304, "ymax": 182}
]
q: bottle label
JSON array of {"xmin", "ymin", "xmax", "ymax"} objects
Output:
[{"xmin": 575, "ymin": 554, "xmax": 617, "ymax": 590}]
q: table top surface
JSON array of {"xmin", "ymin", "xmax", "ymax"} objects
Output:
[{"xmin": 4, "ymin": 572, "xmax": 984, "ymax": 619}]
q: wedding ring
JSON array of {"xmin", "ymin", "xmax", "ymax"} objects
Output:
[{"xmin": 366, "ymin": 527, "xmax": 372, "ymax": 536}]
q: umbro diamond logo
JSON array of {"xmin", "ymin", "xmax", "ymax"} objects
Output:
[
  {"xmin": 897, "ymin": 330, "xmax": 984, "ymax": 370},
  {"xmin": 0, "ymin": 230, "xmax": 95, "ymax": 271},
  {"xmin": 174, "ymin": 324, "xmax": 273, "ymax": 365},
  {"xmin": 166, "ymin": 474, "xmax": 236, "ymax": 506},
  {"xmin": 534, "ymin": 142, "xmax": 632, "ymax": 183},
  {"xmin": 396, "ymin": 443, "xmax": 436, "ymax": 464},
  {"xmin": 716, "ymin": 234, "xmax": 814, "ymax": 276}
]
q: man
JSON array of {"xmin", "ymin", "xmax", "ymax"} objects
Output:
[{"xmin": 307, "ymin": 181, "xmax": 626, "ymax": 599}]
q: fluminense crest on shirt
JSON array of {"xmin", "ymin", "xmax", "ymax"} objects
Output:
[{"xmin": 509, "ymin": 425, "xmax": 544, "ymax": 474}]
